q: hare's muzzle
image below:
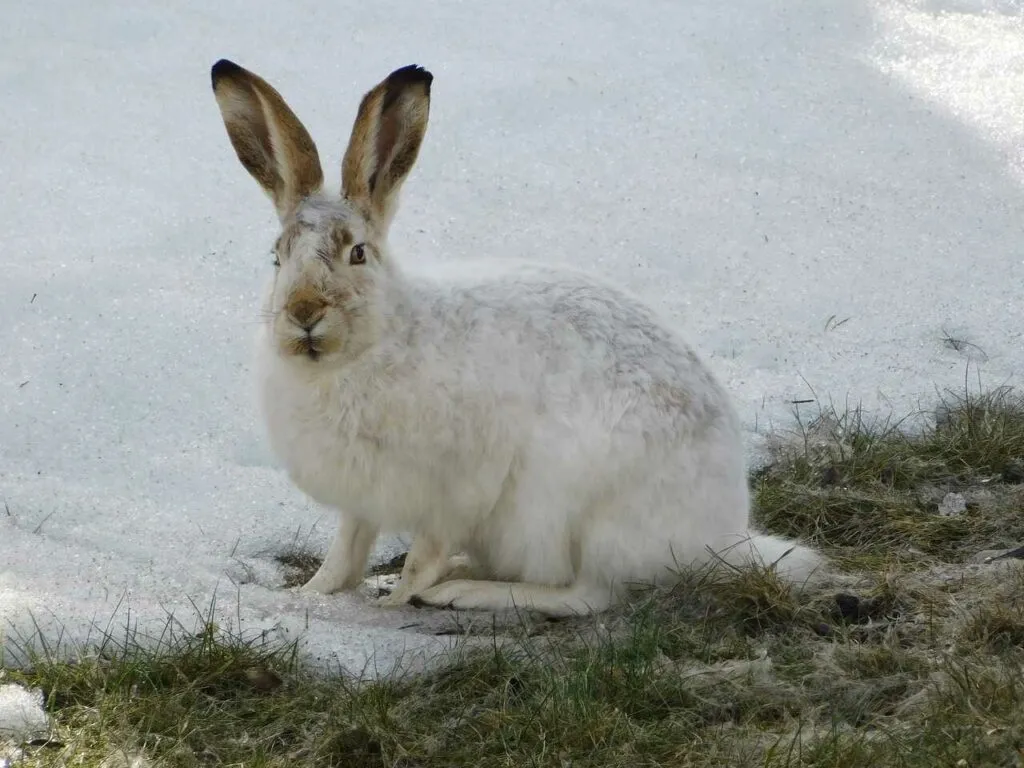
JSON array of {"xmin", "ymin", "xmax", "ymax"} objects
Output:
[
  {"xmin": 280, "ymin": 292, "xmax": 331, "ymax": 361},
  {"xmin": 287, "ymin": 297, "xmax": 326, "ymax": 332}
]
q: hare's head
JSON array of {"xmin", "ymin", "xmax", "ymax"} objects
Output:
[{"xmin": 211, "ymin": 59, "xmax": 432, "ymax": 364}]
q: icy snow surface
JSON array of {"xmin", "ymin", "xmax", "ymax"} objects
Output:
[
  {"xmin": 2, "ymin": 0, "xmax": 1023, "ymax": 675},
  {"xmin": 0, "ymin": 684, "xmax": 48, "ymax": 742}
]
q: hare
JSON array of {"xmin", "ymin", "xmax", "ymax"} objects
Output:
[{"xmin": 210, "ymin": 59, "xmax": 823, "ymax": 617}]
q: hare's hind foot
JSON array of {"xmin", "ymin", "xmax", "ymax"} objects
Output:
[{"xmin": 410, "ymin": 578, "xmax": 614, "ymax": 618}]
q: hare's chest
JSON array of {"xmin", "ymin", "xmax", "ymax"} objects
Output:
[
  {"xmin": 255, "ymin": 360, "xmax": 516, "ymax": 533},
  {"xmin": 258, "ymin": 375, "xmax": 434, "ymax": 525}
]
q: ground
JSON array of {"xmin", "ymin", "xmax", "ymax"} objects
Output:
[{"xmin": 3, "ymin": 388, "xmax": 1024, "ymax": 766}]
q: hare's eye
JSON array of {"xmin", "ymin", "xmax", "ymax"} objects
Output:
[
  {"xmin": 272, "ymin": 257, "xmax": 281, "ymax": 268},
  {"xmin": 350, "ymin": 243, "xmax": 366, "ymax": 265}
]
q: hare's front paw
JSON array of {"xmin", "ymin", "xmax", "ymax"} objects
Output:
[
  {"xmin": 375, "ymin": 560, "xmax": 450, "ymax": 607},
  {"xmin": 298, "ymin": 561, "xmax": 364, "ymax": 595},
  {"xmin": 368, "ymin": 573, "xmax": 410, "ymax": 606},
  {"xmin": 297, "ymin": 572, "xmax": 344, "ymax": 595},
  {"xmin": 295, "ymin": 517, "xmax": 379, "ymax": 595},
  {"xmin": 378, "ymin": 586, "xmax": 413, "ymax": 607}
]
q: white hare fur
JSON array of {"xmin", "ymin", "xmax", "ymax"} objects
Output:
[{"xmin": 211, "ymin": 59, "xmax": 824, "ymax": 617}]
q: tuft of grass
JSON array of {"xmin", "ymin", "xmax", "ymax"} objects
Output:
[
  {"xmin": 754, "ymin": 384, "xmax": 1024, "ymax": 569},
  {"xmin": 274, "ymin": 548, "xmax": 322, "ymax": 589},
  {"xmin": 369, "ymin": 551, "xmax": 407, "ymax": 577},
  {"xmin": 960, "ymin": 603, "xmax": 1024, "ymax": 655},
  {"xmin": 270, "ymin": 527, "xmax": 325, "ymax": 588},
  {"xmin": 955, "ymin": 563, "xmax": 1024, "ymax": 656}
]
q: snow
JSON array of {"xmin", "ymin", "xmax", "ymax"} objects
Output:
[
  {"xmin": 2, "ymin": 0, "xmax": 1023, "ymax": 676},
  {"xmin": 0, "ymin": 684, "xmax": 48, "ymax": 742}
]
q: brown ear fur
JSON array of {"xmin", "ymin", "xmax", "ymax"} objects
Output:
[
  {"xmin": 211, "ymin": 59, "xmax": 324, "ymax": 219},
  {"xmin": 341, "ymin": 65, "xmax": 432, "ymax": 229}
]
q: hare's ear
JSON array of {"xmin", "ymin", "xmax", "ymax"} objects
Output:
[
  {"xmin": 341, "ymin": 65, "xmax": 432, "ymax": 232},
  {"xmin": 211, "ymin": 59, "xmax": 324, "ymax": 220}
]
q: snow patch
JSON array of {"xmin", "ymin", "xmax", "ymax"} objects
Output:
[{"xmin": 0, "ymin": 684, "xmax": 48, "ymax": 743}]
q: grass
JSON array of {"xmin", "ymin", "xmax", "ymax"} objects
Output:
[
  {"xmin": 4, "ymin": 384, "xmax": 1024, "ymax": 767},
  {"xmin": 754, "ymin": 384, "xmax": 1024, "ymax": 570}
]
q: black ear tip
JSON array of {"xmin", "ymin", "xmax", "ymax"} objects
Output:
[
  {"xmin": 388, "ymin": 64, "xmax": 434, "ymax": 92},
  {"xmin": 211, "ymin": 58, "xmax": 244, "ymax": 88}
]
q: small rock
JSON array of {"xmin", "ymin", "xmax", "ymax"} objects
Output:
[
  {"xmin": 963, "ymin": 487, "xmax": 994, "ymax": 507},
  {"xmin": 938, "ymin": 492, "xmax": 967, "ymax": 517},
  {"xmin": 244, "ymin": 667, "xmax": 283, "ymax": 694},
  {"xmin": 813, "ymin": 622, "xmax": 834, "ymax": 637},
  {"xmin": 820, "ymin": 466, "xmax": 840, "ymax": 487},
  {"xmin": 834, "ymin": 593, "xmax": 872, "ymax": 623}
]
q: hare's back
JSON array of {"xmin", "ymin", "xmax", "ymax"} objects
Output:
[{"xmin": 426, "ymin": 261, "xmax": 728, "ymax": 413}]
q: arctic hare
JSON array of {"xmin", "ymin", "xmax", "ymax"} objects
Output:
[{"xmin": 210, "ymin": 59, "xmax": 823, "ymax": 617}]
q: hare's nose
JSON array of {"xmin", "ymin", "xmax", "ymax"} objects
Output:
[{"xmin": 288, "ymin": 298, "xmax": 326, "ymax": 332}]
